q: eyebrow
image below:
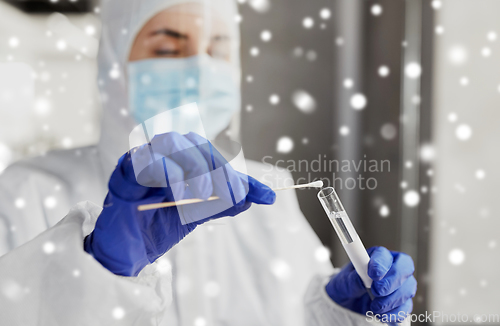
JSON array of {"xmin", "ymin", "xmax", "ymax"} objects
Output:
[
  {"xmin": 212, "ymin": 35, "xmax": 230, "ymax": 41},
  {"xmin": 151, "ymin": 28, "xmax": 188, "ymax": 39}
]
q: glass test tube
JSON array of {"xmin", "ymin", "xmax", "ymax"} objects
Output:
[{"xmin": 317, "ymin": 187, "xmax": 373, "ymax": 292}]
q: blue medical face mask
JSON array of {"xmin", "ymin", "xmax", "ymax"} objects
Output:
[{"xmin": 127, "ymin": 54, "xmax": 240, "ymax": 139}]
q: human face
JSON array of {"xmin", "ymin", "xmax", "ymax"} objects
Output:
[{"xmin": 128, "ymin": 3, "xmax": 231, "ymax": 62}]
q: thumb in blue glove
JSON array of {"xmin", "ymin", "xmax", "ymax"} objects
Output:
[
  {"xmin": 84, "ymin": 132, "xmax": 276, "ymax": 276},
  {"xmin": 326, "ymin": 246, "xmax": 417, "ymax": 323}
]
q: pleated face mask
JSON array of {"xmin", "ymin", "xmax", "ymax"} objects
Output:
[{"xmin": 127, "ymin": 54, "xmax": 240, "ymax": 139}]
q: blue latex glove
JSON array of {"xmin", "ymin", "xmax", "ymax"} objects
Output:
[
  {"xmin": 326, "ymin": 247, "xmax": 417, "ymax": 323},
  {"xmin": 84, "ymin": 132, "xmax": 276, "ymax": 276}
]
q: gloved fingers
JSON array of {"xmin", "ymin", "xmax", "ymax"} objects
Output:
[
  {"xmin": 136, "ymin": 157, "xmax": 186, "ymax": 197},
  {"xmin": 375, "ymin": 298, "xmax": 413, "ymax": 324},
  {"xmin": 327, "ymin": 263, "xmax": 368, "ymax": 301},
  {"xmin": 370, "ymin": 275, "xmax": 417, "ymax": 314},
  {"xmin": 372, "ymin": 252, "xmax": 415, "ymax": 297},
  {"xmin": 184, "ymin": 132, "xmax": 247, "ymax": 204},
  {"xmin": 109, "ymin": 151, "xmax": 154, "ymax": 201},
  {"xmin": 150, "ymin": 132, "xmax": 213, "ymax": 199},
  {"xmin": 183, "ymin": 132, "xmax": 226, "ymax": 168},
  {"xmin": 367, "ymin": 246, "xmax": 394, "ymax": 281},
  {"xmin": 125, "ymin": 141, "xmax": 186, "ymax": 196},
  {"xmin": 161, "ymin": 158, "xmax": 187, "ymax": 200},
  {"xmin": 352, "ymin": 292, "xmax": 373, "ymax": 315},
  {"xmin": 243, "ymin": 173, "xmax": 276, "ymax": 205},
  {"xmin": 218, "ymin": 198, "xmax": 252, "ymax": 217},
  {"xmin": 122, "ymin": 146, "xmax": 152, "ymax": 184},
  {"xmin": 127, "ymin": 143, "xmax": 174, "ymax": 186}
]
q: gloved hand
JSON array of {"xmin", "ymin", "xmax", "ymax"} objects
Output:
[
  {"xmin": 84, "ymin": 132, "xmax": 275, "ymax": 276},
  {"xmin": 326, "ymin": 247, "xmax": 417, "ymax": 323}
]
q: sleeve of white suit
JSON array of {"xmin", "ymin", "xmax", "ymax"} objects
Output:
[
  {"xmin": 304, "ymin": 274, "xmax": 411, "ymax": 326},
  {"xmin": 0, "ymin": 201, "xmax": 173, "ymax": 325}
]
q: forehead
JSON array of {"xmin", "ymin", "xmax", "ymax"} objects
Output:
[{"xmin": 139, "ymin": 3, "xmax": 231, "ymax": 36}]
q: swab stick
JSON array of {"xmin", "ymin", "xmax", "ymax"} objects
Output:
[{"xmin": 137, "ymin": 180, "xmax": 324, "ymax": 211}]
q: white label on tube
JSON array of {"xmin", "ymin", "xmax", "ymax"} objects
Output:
[
  {"xmin": 343, "ymin": 239, "xmax": 373, "ymax": 289},
  {"xmin": 335, "ymin": 211, "xmax": 372, "ymax": 289}
]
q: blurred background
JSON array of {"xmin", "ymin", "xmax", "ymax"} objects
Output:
[{"xmin": 0, "ymin": 0, "xmax": 498, "ymax": 324}]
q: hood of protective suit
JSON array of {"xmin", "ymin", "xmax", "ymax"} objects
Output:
[{"xmin": 97, "ymin": 0, "xmax": 241, "ymax": 178}]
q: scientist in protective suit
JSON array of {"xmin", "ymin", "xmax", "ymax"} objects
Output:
[{"xmin": 0, "ymin": 0, "xmax": 416, "ymax": 324}]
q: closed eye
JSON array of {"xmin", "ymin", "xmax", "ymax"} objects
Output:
[{"xmin": 154, "ymin": 49, "xmax": 182, "ymax": 56}]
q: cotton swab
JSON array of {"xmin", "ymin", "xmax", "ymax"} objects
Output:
[
  {"xmin": 137, "ymin": 180, "xmax": 324, "ymax": 211},
  {"xmin": 272, "ymin": 180, "xmax": 323, "ymax": 192}
]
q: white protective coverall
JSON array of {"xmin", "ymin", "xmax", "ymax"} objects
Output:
[{"xmin": 0, "ymin": 0, "xmax": 381, "ymax": 325}]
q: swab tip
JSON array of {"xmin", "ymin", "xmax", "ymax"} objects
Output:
[{"xmin": 309, "ymin": 180, "xmax": 324, "ymax": 188}]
